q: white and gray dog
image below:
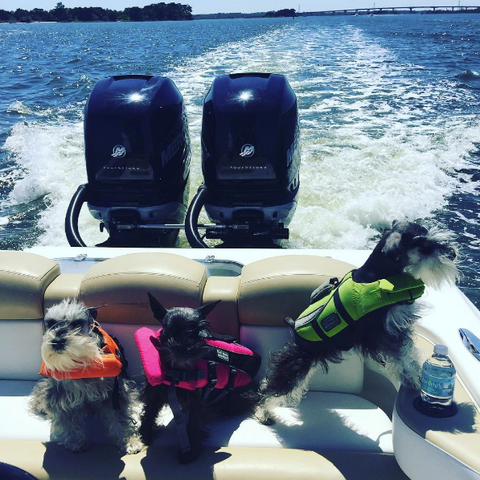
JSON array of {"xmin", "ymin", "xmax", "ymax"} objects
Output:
[
  {"xmin": 29, "ymin": 299, "xmax": 142, "ymax": 453},
  {"xmin": 255, "ymin": 221, "xmax": 458, "ymax": 425}
]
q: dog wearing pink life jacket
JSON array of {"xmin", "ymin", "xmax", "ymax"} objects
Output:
[{"xmin": 135, "ymin": 293, "xmax": 260, "ymax": 463}]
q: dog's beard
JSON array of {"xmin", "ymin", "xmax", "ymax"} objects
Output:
[
  {"xmin": 41, "ymin": 330, "xmax": 103, "ymax": 373},
  {"xmin": 404, "ymin": 227, "xmax": 459, "ymax": 289},
  {"xmin": 405, "ymin": 252, "xmax": 458, "ymax": 289}
]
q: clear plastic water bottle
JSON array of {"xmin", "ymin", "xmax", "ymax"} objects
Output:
[{"xmin": 420, "ymin": 344, "xmax": 456, "ymax": 408}]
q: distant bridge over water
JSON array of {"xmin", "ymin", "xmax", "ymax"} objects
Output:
[{"xmin": 302, "ymin": 5, "xmax": 480, "ymax": 16}]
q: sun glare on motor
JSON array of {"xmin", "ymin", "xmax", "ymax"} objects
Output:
[
  {"xmin": 238, "ymin": 90, "xmax": 253, "ymax": 102},
  {"xmin": 129, "ymin": 92, "xmax": 144, "ymax": 102}
]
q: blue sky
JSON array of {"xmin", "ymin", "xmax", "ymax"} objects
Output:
[{"xmin": 2, "ymin": 0, "xmax": 479, "ymax": 14}]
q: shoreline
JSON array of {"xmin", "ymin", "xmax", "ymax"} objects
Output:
[{"xmin": 1, "ymin": 8, "xmax": 480, "ymax": 25}]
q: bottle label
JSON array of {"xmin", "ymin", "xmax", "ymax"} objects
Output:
[{"xmin": 421, "ymin": 371, "xmax": 455, "ymax": 398}]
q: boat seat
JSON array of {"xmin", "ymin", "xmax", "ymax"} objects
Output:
[
  {"xmin": 0, "ymin": 251, "xmax": 60, "ymax": 382},
  {"xmin": 44, "ymin": 273, "xmax": 83, "ymax": 309},
  {"xmin": 0, "ymin": 250, "xmax": 60, "ymax": 321},
  {"xmin": 0, "ymin": 250, "xmax": 410, "ymax": 480}
]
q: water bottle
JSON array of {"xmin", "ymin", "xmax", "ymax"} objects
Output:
[{"xmin": 420, "ymin": 344, "xmax": 456, "ymax": 408}]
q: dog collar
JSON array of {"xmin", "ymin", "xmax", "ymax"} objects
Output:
[
  {"xmin": 293, "ymin": 271, "xmax": 425, "ymax": 343},
  {"xmin": 39, "ymin": 324, "xmax": 124, "ymax": 380}
]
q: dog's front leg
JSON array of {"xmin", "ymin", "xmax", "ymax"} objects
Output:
[
  {"xmin": 53, "ymin": 410, "xmax": 89, "ymax": 452},
  {"xmin": 100, "ymin": 400, "xmax": 143, "ymax": 454},
  {"xmin": 139, "ymin": 384, "xmax": 166, "ymax": 445},
  {"xmin": 177, "ymin": 390, "xmax": 206, "ymax": 464},
  {"xmin": 385, "ymin": 335, "xmax": 422, "ymax": 390}
]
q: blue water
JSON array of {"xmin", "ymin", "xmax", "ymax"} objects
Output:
[{"xmin": 0, "ymin": 15, "xmax": 479, "ymax": 306}]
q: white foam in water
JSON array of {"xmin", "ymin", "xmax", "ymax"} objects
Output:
[
  {"xmin": 3, "ymin": 22, "xmax": 480, "ymax": 249},
  {"xmin": 3, "ymin": 117, "xmax": 108, "ymax": 246}
]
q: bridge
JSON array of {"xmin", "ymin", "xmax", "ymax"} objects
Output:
[{"xmin": 302, "ymin": 5, "xmax": 480, "ymax": 16}]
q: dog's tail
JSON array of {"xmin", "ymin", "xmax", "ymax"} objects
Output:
[
  {"xmin": 285, "ymin": 317, "xmax": 295, "ymax": 329},
  {"xmin": 262, "ymin": 342, "xmax": 317, "ymax": 398}
]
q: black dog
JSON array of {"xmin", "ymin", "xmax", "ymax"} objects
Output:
[
  {"xmin": 254, "ymin": 221, "xmax": 458, "ymax": 425},
  {"xmin": 138, "ymin": 293, "xmax": 260, "ymax": 463}
]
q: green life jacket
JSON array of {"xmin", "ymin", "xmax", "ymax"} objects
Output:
[{"xmin": 293, "ymin": 271, "xmax": 425, "ymax": 343}]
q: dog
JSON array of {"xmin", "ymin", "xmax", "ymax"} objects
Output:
[
  {"xmin": 254, "ymin": 220, "xmax": 458, "ymax": 425},
  {"xmin": 138, "ymin": 293, "xmax": 260, "ymax": 463},
  {"xmin": 28, "ymin": 299, "xmax": 142, "ymax": 454}
]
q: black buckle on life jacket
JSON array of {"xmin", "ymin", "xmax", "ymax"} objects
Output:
[
  {"xmin": 227, "ymin": 368, "xmax": 237, "ymax": 391},
  {"xmin": 206, "ymin": 361, "xmax": 218, "ymax": 387}
]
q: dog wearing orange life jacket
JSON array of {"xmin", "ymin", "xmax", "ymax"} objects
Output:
[{"xmin": 28, "ymin": 299, "xmax": 142, "ymax": 454}]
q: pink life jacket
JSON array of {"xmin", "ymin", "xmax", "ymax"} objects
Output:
[{"xmin": 134, "ymin": 327, "xmax": 261, "ymax": 391}]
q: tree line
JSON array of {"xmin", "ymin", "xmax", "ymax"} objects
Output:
[
  {"xmin": 265, "ymin": 9, "xmax": 296, "ymax": 18},
  {"xmin": 0, "ymin": 2, "xmax": 193, "ymax": 23}
]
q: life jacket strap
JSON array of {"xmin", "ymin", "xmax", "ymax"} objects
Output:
[
  {"xmin": 332, "ymin": 289, "xmax": 355, "ymax": 326},
  {"xmin": 201, "ymin": 362, "xmax": 239, "ymax": 406},
  {"xmin": 166, "ymin": 369, "xmax": 206, "ymax": 385},
  {"xmin": 167, "ymin": 380, "xmax": 191, "ymax": 455}
]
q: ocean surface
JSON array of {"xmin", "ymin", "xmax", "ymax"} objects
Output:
[{"xmin": 0, "ymin": 15, "xmax": 479, "ymax": 306}]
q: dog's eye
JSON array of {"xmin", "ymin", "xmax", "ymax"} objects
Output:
[
  {"xmin": 44, "ymin": 319, "xmax": 56, "ymax": 330},
  {"xmin": 187, "ymin": 324, "xmax": 199, "ymax": 334},
  {"xmin": 71, "ymin": 320, "xmax": 85, "ymax": 331}
]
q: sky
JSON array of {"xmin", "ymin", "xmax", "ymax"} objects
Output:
[{"xmin": 2, "ymin": 0, "xmax": 479, "ymax": 14}]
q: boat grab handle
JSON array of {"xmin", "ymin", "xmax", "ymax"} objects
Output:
[{"xmin": 459, "ymin": 328, "xmax": 480, "ymax": 361}]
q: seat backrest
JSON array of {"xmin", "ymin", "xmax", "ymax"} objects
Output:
[
  {"xmin": 0, "ymin": 250, "xmax": 365, "ymax": 393},
  {"xmin": 0, "ymin": 251, "xmax": 60, "ymax": 380}
]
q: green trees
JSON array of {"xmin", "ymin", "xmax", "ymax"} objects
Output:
[
  {"xmin": 52, "ymin": 2, "xmax": 70, "ymax": 22},
  {"xmin": 0, "ymin": 2, "xmax": 193, "ymax": 23},
  {"xmin": 265, "ymin": 9, "xmax": 296, "ymax": 18}
]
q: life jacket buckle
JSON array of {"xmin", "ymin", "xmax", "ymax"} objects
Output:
[{"xmin": 207, "ymin": 361, "xmax": 218, "ymax": 386}]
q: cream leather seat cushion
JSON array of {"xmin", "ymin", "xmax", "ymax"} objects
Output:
[{"xmin": 151, "ymin": 392, "xmax": 393, "ymax": 454}]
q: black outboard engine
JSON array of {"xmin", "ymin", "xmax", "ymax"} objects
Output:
[
  {"xmin": 186, "ymin": 73, "xmax": 300, "ymax": 248},
  {"xmin": 65, "ymin": 75, "xmax": 190, "ymax": 247}
]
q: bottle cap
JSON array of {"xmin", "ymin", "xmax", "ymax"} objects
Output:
[{"xmin": 434, "ymin": 344, "xmax": 448, "ymax": 355}]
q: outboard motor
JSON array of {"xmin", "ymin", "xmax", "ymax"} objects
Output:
[
  {"xmin": 185, "ymin": 73, "xmax": 300, "ymax": 248},
  {"xmin": 65, "ymin": 75, "xmax": 190, "ymax": 247}
]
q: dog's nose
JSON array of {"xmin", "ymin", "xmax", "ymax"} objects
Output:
[{"xmin": 51, "ymin": 338, "xmax": 67, "ymax": 352}]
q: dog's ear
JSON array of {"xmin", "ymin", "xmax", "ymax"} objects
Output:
[
  {"xmin": 150, "ymin": 335, "xmax": 162, "ymax": 351},
  {"xmin": 382, "ymin": 230, "xmax": 403, "ymax": 263},
  {"xmin": 147, "ymin": 292, "xmax": 167, "ymax": 324},
  {"xmin": 86, "ymin": 303, "xmax": 107, "ymax": 321},
  {"xmin": 86, "ymin": 307, "xmax": 98, "ymax": 320},
  {"xmin": 382, "ymin": 221, "xmax": 430, "ymax": 263},
  {"xmin": 196, "ymin": 300, "xmax": 221, "ymax": 319}
]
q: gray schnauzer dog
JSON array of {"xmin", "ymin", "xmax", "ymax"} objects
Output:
[
  {"xmin": 255, "ymin": 221, "xmax": 458, "ymax": 425},
  {"xmin": 29, "ymin": 299, "xmax": 142, "ymax": 453}
]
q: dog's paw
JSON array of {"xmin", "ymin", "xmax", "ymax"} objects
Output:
[
  {"xmin": 253, "ymin": 406, "xmax": 276, "ymax": 426},
  {"xmin": 124, "ymin": 436, "xmax": 144, "ymax": 455}
]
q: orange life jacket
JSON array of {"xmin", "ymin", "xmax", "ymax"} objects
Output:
[{"xmin": 39, "ymin": 324, "xmax": 124, "ymax": 380}]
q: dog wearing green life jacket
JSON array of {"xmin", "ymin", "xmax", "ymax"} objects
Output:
[{"xmin": 255, "ymin": 221, "xmax": 458, "ymax": 425}]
